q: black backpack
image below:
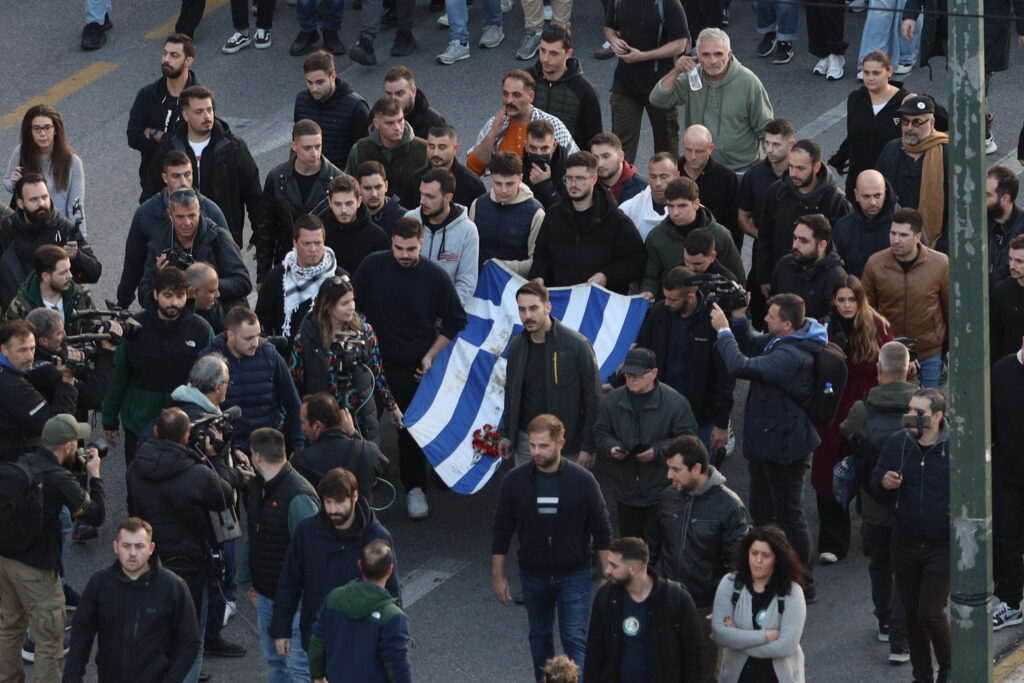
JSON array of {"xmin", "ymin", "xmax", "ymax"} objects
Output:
[
  {"xmin": 853, "ymin": 401, "xmax": 907, "ymax": 500},
  {"xmin": 800, "ymin": 342, "xmax": 849, "ymax": 427},
  {"xmin": 0, "ymin": 461, "xmax": 45, "ymax": 556}
]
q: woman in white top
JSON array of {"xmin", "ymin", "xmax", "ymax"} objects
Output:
[
  {"xmin": 4, "ymin": 104, "xmax": 88, "ymax": 236},
  {"xmin": 712, "ymin": 525, "xmax": 808, "ymax": 683}
]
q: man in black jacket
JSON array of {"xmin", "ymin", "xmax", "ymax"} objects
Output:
[
  {"xmin": 322, "ymin": 174, "xmax": 389, "ymax": 276},
  {"xmin": 0, "ymin": 320, "xmax": 79, "ymax": 462},
  {"xmin": 239, "ymin": 428, "xmax": 320, "ymax": 680},
  {"xmin": 292, "ymin": 392, "xmax": 384, "ymax": 503},
  {"xmin": 832, "ymin": 170, "xmax": 899, "ymax": 278},
  {"xmin": 492, "ymin": 414, "xmax": 612, "ymax": 680},
  {"xmin": 528, "ymin": 29, "xmax": 603, "ymax": 151},
  {"xmin": 399, "ymin": 123, "xmax": 485, "ymax": 210},
  {"xmin": 770, "ymin": 213, "xmax": 848, "ymax": 319},
  {"xmin": 384, "ymin": 66, "xmax": 446, "ymax": 140},
  {"xmin": 186, "ymin": 262, "xmax": 225, "ymax": 333},
  {"xmin": 0, "ymin": 175, "xmax": 102, "ymax": 309},
  {"xmin": 127, "ymin": 406, "xmax": 242, "ymax": 682},
  {"xmin": 649, "ymin": 436, "xmax": 748, "ymax": 682},
  {"xmin": 144, "ymin": 85, "xmax": 264, "ymax": 248},
  {"xmin": 294, "ymin": 51, "xmax": 370, "ymax": 169},
  {"xmin": 255, "ymin": 120, "xmax": 343, "ymax": 283},
  {"xmin": 757, "ymin": 139, "xmax": 850, "ymax": 298},
  {"xmin": 522, "ymin": 119, "xmax": 568, "ymax": 210},
  {"xmin": 355, "ymin": 161, "xmax": 406, "ymax": 236},
  {"xmin": 64, "ymin": 517, "xmax": 200, "ymax": 683},
  {"xmin": 0, "ymin": 414, "xmax": 105, "ymax": 680},
  {"xmin": 987, "ymin": 165, "xmax": 1024, "ymax": 290},
  {"xmin": 528, "ymin": 151, "xmax": 646, "ymax": 294},
  {"xmin": 991, "ymin": 235, "xmax": 1024, "ymax": 362},
  {"xmin": 137, "ymin": 189, "xmax": 252, "ymax": 312},
  {"xmin": 585, "ymin": 537, "xmax": 703, "ymax": 683},
  {"xmin": 680, "ymin": 125, "xmax": 742, "ymax": 250},
  {"xmin": 127, "ymin": 33, "xmax": 198, "ymax": 199}
]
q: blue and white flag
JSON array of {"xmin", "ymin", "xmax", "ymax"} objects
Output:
[{"xmin": 405, "ymin": 261, "xmax": 649, "ymax": 494}]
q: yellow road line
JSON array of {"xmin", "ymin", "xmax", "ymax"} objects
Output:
[
  {"xmin": 996, "ymin": 642, "xmax": 1024, "ymax": 682},
  {"xmin": 146, "ymin": 0, "xmax": 231, "ymax": 39},
  {"xmin": 0, "ymin": 62, "xmax": 120, "ymax": 130}
]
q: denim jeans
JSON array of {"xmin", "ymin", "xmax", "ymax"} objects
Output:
[
  {"xmin": 185, "ymin": 584, "xmax": 209, "ymax": 683},
  {"xmin": 918, "ymin": 353, "xmax": 941, "ymax": 388},
  {"xmin": 85, "ymin": 0, "xmax": 111, "ymax": 24},
  {"xmin": 257, "ymin": 592, "xmax": 309, "ymax": 682},
  {"xmin": 445, "ymin": 0, "xmax": 502, "ymax": 43},
  {"xmin": 752, "ymin": 0, "xmax": 799, "ymax": 40},
  {"xmin": 297, "ymin": 0, "xmax": 344, "ymax": 31},
  {"xmin": 857, "ymin": 0, "xmax": 921, "ymax": 67},
  {"xmin": 519, "ymin": 569, "xmax": 591, "ymax": 681}
]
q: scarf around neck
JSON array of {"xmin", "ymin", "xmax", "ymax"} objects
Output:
[
  {"xmin": 282, "ymin": 247, "xmax": 337, "ymax": 337},
  {"xmin": 903, "ymin": 131, "xmax": 949, "ymax": 246}
]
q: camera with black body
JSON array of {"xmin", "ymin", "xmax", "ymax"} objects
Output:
[
  {"xmin": 67, "ymin": 300, "xmax": 142, "ymax": 343},
  {"xmin": 69, "ymin": 439, "xmax": 110, "ymax": 475},
  {"xmin": 162, "ymin": 245, "xmax": 196, "ymax": 270},
  {"xmin": 894, "ymin": 337, "xmax": 919, "ymax": 363},
  {"xmin": 685, "ymin": 273, "xmax": 749, "ymax": 311},
  {"xmin": 262, "ymin": 334, "xmax": 289, "ymax": 358},
  {"xmin": 331, "ymin": 330, "xmax": 369, "ymax": 391},
  {"xmin": 189, "ymin": 406, "xmax": 242, "ymax": 454},
  {"xmin": 54, "ymin": 340, "xmax": 99, "ymax": 380}
]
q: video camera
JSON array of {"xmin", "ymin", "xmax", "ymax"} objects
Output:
[
  {"xmin": 685, "ymin": 273, "xmax": 748, "ymax": 311},
  {"xmin": 67, "ymin": 300, "xmax": 141, "ymax": 343},
  {"xmin": 189, "ymin": 405, "xmax": 242, "ymax": 453},
  {"xmin": 331, "ymin": 330, "xmax": 369, "ymax": 390}
]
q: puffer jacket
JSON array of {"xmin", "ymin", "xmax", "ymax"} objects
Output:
[
  {"xmin": 528, "ymin": 58, "xmax": 604, "ymax": 150},
  {"xmin": 648, "ymin": 467, "xmax": 749, "ymax": 608},
  {"xmin": 831, "ymin": 178, "xmax": 899, "ymax": 278},
  {"xmin": 716, "ymin": 317, "xmax": 828, "ymax": 463},
  {"xmin": 293, "ymin": 77, "xmax": 370, "ymax": 167}
]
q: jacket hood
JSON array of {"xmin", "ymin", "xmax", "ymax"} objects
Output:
[
  {"xmin": 675, "ymin": 204, "xmax": 715, "ymax": 233},
  {"xmin": 617, "ymin": 160, "xmax": 638, "ymax": 184},
  {"xmin": 155, "ymin": 70, "xmax": 197, "ymax": 98},
  {"xmin": 330, "ymin": 77, "xmax": 357, "ymax": 102},
  {"xmin": 108, "ymin": 552, "xmax": 166, "ymax": 585},
  {"xmin": 556, "ymin": 183, "xmax": 619, "ymax": 227},
  {"xmin": 766, "ymin": 317, "xmax": 829, "ymax": 352},
  {"xmin": 784, "ymin": 250, "xmax": 844, "ymax": 278},
  {"xmin": 706, "ymin": 55, "xmax": 746, "ymax": 88},
  {"xmin": 529, "ymin": 57, "xmax": 585, "ymax": 84},
  {"xmin": 490, "ymin": 182, "xmax": 537, "ymax": 206},
  {"xmin": 139, "ymin": 289, "xmax": 200, "ymax": 321},
  {"xmin": 317, "ymin": 496, "xmax": 374, "ymax": 539},
  {"xmin": 850, "ymin": 177, "xmax": 899, "ymax": 224},
  {"xmin": 694, "ymin": 465, "xmax": 727, "ymax": 496},
  {"xmin": 782, "ymin": 162, "xmax": 840, "ymax": 203},
  {"xmin": 171, "ymin": 384, "xmax": 221, "ymax": 414},
  {"xmin": 865, "ymin": 380, "xmax": 920, "ymax": 409},
  {"xmin": 337, "ymin": 580, "xmax": 399, "ymax": 620},
  {"xmin": 368, "ymin": 122, "xmax": 416, "ymax": 149},
  {"xmin": 132, "ymin": 438, "xmax": 200, "ymax": 482},
  {"xmin": 410, "ymin": 88, "xmax": 433, "ymax": 120},
  {"xmin": 172, "ymin": 116, "xmax": 234, "ymax": 142}
]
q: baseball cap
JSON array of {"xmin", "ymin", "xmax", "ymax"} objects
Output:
[
  {"xmin": 895, "ymin": 95, "xmax": 936, "ymax": 116},
  {"xmin": 621, "ymin": 348, "xmax": 657, "ymax": 375},
  {"xmin": 41, "ymin": 414, "xmax": 92, "ymax": 446}
]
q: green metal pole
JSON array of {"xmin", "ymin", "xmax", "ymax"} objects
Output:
[{"xmin": 946, "ymin": 0, "xmax": 992, "ymax": 678}]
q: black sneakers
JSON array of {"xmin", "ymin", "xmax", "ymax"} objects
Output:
[
  {"xmin": 204, "ymin": 637, "xmax": 247, "ymax": 658},
  {"xmin": 289, "ymin": 29, "xmax": 319, "ymax": 56},
  {"xmin": 80, "ymin": 13, "xmax": 112, "ymax": 50},
  {"xmin": 349, "ymin": 35, "xmax": 378, "ymax": 65},
  {"xmin": 391, "ymin": 29, "xmax": 417, "ymax": 56},
  {"xmin": 772, "ymin": 41, "xmax": 795, "ymax": 64},
  {"xmin": 323, "ymin": 29, "xmax": 345, "ymax": 55},
  {"xmin": 756, "ymin": 31, "xmax": 776, "ymax": 57}
]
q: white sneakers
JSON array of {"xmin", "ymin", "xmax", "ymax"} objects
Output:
[
  {"xmin": 812, "ymin": 54, "xmax": 845, "ymax": 80},
  {"xmin": 407, "ymin": 487, "xmax": 429, "ymax": 519},
  {"xmin": 813, "ymin": 57, "xmax": 829, "ymax": 76}
]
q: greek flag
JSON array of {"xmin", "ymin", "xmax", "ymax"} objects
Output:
[{"xmin": 405, "ymin": 261, "xmax": 649, "ymax": 494}]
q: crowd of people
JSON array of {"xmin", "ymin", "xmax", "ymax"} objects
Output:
[{"xmin": 2, "ymin": 0, "xmax": 1024, "ymax": 681}]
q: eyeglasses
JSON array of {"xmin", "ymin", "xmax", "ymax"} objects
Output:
[
  {"xmin": 31, "ymin": 124, "xmax": 55, "ymax": 134},
  {"xmin": 563, "ymin": 175, "xmax": 593, "ymax": 186},
  {"xmin": 218, "ymin": 380, "xmax": 234, "ymax": 387},
  {"xmin": 901, "ymin": 117, "xmax": 931, "ymax": 128}
]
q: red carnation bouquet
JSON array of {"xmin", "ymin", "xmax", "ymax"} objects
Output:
[{"xmin": 471, "ymin": 424, "xmax": 502, "ymax": 463}]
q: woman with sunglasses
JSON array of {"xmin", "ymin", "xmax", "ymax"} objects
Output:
[
  {"xmin": 4, "ymin": 104, "xmax": 88, "ymax": 236},
  {"xmin": 290, "ymin": 276, "xmax": 402, "ymax": 441}
]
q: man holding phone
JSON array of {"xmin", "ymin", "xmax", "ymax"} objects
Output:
[
  {"xmin": 871, "ymin": 388, "xmax": 950, "ymax": 683},
  {"xmin": 593, "ymin": 347, "xmax": 698, "ymax": 538}
]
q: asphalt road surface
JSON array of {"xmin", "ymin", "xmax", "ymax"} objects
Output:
[{"xmin": 2, "ymin": 0, "xmax": 1023, "ymax": 680}]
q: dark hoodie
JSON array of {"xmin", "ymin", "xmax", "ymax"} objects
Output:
[
  {"xmin": 309, "ymin": 580, "xmax": 412, "ymax": 683},
  {"xmin": 717, "ymin": 317, "xmax": 829, "ymax": 463},
  {"xmin": 371, "ymin": 194, "xmax": 406, "ymax": 236},
  {"xmin": 528, "ymin": 184, "xmax": 646, "ymax": 294},
  {"xmin": 144, "ymin": 117, "xmax": 264, "ymax": 247},
  {"xmin": 871, "ymin": 423, "xmax": 950, "ymax": 542},
  {"xmin": 771, "ymin": 251, "xmax": 848, "ymax": 320},
  {"xmin": 294, "ymin": 77, "xmax": 371, "ymax": 168},
  {"xmin": 828, "ymin": 81, "xmax": 909, "ymax": 198},
  {"xmin": 640, "ymin": 205, "xmax": 744, "ymax": 294},
  {"xmin": 528, "ymin": 57, "xmax": 604, "ymax": 150},
  {"xmin": 271, "ymin": 505, "xmax": 400, "ymax": 650},
  {"xmin": 126, "ymin": 437, "xmax": 234, "ymax": 577},
  {"xmin": 64, "ymin": 555, "xmax": 201, "ymax": 683},
  {"xmin": 323, "ymin": 205, "xmax": 390, "ymax": 275},
  {"xmin": 0, "ymin": 207, "xmax": 102, "ymax": 309},
  {"xmin": 405, "ymin": 88, "xmax": 446, "ymax": 140},
  {"xmin": 757, "ymin": 165, "xmax": 851, "ymax": 286},
  {"xmin": 832, "ymin": 177, "xmax": 900, "ymax": 278}
]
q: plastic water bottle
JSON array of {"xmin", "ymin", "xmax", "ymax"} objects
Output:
[
  {"xmin": 687, "ymin": 66, "xmax": 702, "ymax": 91},
  {"xmin": 823, "ymin": 382, "xmax": 834, "ymax": 396}
]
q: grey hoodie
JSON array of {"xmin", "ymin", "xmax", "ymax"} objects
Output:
[{"xmin": 403, "ymin": 203, "xmax": 479, "ymax": 307}]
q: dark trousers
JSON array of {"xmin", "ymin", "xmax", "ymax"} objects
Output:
[
  {"xmin": 891, "ymin": 530, "xmax": 950, "ymax": 681},
  {"xmin": 616, "ymin": 501, "xmax": 659, "ymax": 541},
  {"xmin": 682, "ymin": 0, "xmax": 724, "ymax": 44},
  {"xmin": 385, "ymin": 363, "xmax": 429, "ymax": 492},
  {"xmin": 697, "ymin": 605, "xmax": 720, "ymax": 683},
  {"xmin": 205, "ymin": 538, "xmax": 237, "ymax": 643},
  {"xmin": 176, "ymin": 0, "xmax": 207, "ymax": 36},
  {"xmin": 993, "ymin": 478, "xmax": 1024, "ymax": 608},
  {"xmin": 862, "ymin": 521, "xmax": 906, "ymax": 643},
  {"xmin": 748, "ymin": 455, "xmax": 814, "ymax": 579},
  {"xmin": 609, "ymin": 92, "xmax": 680, "ymax": 165},
  {"xmin": 123, "ymin": 430, "xmax": 140, "ymax": 467},
  {"xmin": 816, "ymin": 493, "xmax": 850, "ymax": 559},
  {"xmin": 231, "ymin": 0, "xmax": 275, "ymax": 29},
  {"xmin": 803, "ymin": 0, "xmax": 848, "ymax": 56}
]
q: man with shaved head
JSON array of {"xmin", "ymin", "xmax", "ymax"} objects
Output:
[
  {"xmin": 832, "ymin": 169, "xmax": 899, "ymax": 278},
  {"xmin": 679, "ymin": 125, "xmax": 742, "ymax": 251}
]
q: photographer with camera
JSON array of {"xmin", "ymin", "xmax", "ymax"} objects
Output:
[
  {"xmin": 4, "ymin": 244, "xmax": 95, "ymax": 329},
  {"xmin": 205, "ymin": 307, "xmax": 304, "ymax": 452},
  {"xmin": 0, "ymin": 320, "xmax": 79, "ymax": 462},
  {"xmin": 870, "ymin": 388, "xmax": 950, "ymax": 683},
  {"xmin": 127, "ymin": 406, "xmax": 247, "ymax": 683},
  {"xmin": 103, "ymin": 267, "xmax": 213, "ymax": 467},
  {"xmin": 0, "ymin": 414, "xmax": 105, "ymax": 680},
  {"xmin": 137, "ymin": 189, "xmax": 252, "ymax": 313},
  {"xmin": 292, "ymin": 276, "xmax": 401, "ymax": 443},
  {"xmin": 682, "ymin": 228, "xmax": 740, "ymax": 281}
]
